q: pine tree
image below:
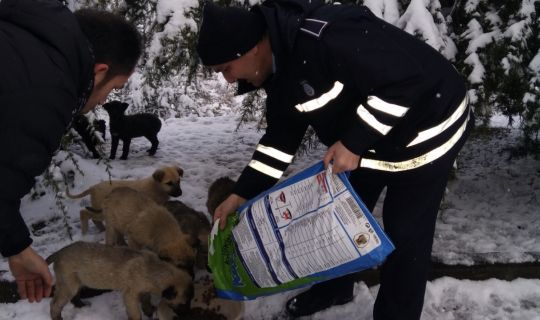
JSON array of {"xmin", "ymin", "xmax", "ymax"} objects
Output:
[
  {"xmin": 453, "ymin": 0, "xmax": 499, "ymax": 125},
  {"xmin": 397, "ymin": 0, "xmax": 457, "ymax": 60},
  {"xmin": 453, "ymin": 0, "xmax": 540, "ymax": 152}
]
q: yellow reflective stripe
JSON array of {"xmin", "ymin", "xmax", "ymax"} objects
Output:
[
  {"xmin": 367, "ymin": 96, "xmax": 409, "ymax": 117},
  {"xmin": 248, "ymin": 160, "xmax": 283, "ymax": 179},
  {"xmin": 360, "ymin": 111, "xmax": 470, "ymax": 172},
  {"xmin": 357, "ymin": 105, "xmax": 392, "ymax": 135},
  {"xmin": 407, "ymin": 95, "xmax": 469, "ymax": 147},
  {"xmin": 256, "ymin": 145, "xmax": 294, "ymax": 163},
  {"xmin": 295, "ymin": 82, "xmax": 344, "ymax": 112}
]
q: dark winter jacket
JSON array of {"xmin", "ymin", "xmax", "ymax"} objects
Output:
[
  {"xmin": 0, "ymin": 0, "xmax": 94, "ymax": 256},
  {"xmin": 233, "ymin": 0, "xmax": 470, "ymax": 199}
]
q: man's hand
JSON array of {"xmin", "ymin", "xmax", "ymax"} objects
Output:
[
  {"xmin": 8, "ymin": 246, "xmax": 53, "ymax": 303},
  {"xmin": 213, "ymin": 193, "xmax": 246, "ymax": 230},
  {"xmin": 323, "ymin": 141, "xmax": 360, "ymax": 174}
]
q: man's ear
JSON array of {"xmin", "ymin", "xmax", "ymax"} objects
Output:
[{"xmin": 93, "ymin": 63, "xmax": 109, "ymax": 84}]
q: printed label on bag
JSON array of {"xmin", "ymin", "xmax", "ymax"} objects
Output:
[{"xmin": 208, "ymin": 161, "xmax": 394, "ymax": 300}]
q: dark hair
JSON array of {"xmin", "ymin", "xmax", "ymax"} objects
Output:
[{"xmin": 75, "ymin": 8, "xmax": 142, "ymax": 77}]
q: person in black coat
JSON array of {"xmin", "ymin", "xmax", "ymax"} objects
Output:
[
  {"xmin": 0, "ymin": 0, "xmax": 142, "ymax": 303},
  {"xmin": 196, "ymin": 0, "xmax": 474, "ymax": 319}
]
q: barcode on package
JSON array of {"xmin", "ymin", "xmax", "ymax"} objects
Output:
[{"xmin": 345, "ymin": 196, "xmax": 364, "ymax": 220}]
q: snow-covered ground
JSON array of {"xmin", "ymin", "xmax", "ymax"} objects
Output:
[{"xmin": 1, "ymin": 112, "xmax": 539, "ymax": 319}]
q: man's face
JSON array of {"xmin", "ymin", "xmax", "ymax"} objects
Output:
[
  {"xmin": 80, "ymin": 72, "xmax": 131, "ymax": 114},
  {"xmin": 211, "ymin": 44, "xmax": 271, "ymax": 87}
]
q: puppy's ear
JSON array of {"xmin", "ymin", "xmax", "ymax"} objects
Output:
[
  {"xmin": 153, "ymin": 169, "xmax": 165, "ymax": 182},
  {"xmin": 177, "ymin": 167, "xmax": 184, "ymax": 177},
  {"xmin": 120, "ymin": 102, "xmax": 129, "ymax": 113},
  {"xmin": 162, "ymin": 286, "xmax": 177, "ymax": 300}
]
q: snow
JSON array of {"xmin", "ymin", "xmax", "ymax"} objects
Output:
[
  {"xmin": 1, "ymin": 107, "xmax": 539, "ymax": 319},
  {"xmin": 529, "ymin": 49, "xmax": 540, "ymax": 74},
  {"xmin": 397, "ymin": 0, "xmax": 457, "ymax": 59},
  {"xmin": 363, "ymin": 0, "xmax": 401, "ymax": 25},
  {"xmin": 464, "ymin": 52, "xmax": 486, "ymax": 84},
  {"xmin": 462, "ymin": 20, "xmax": 497, "ymax": 55},
  {"xmin": 504, "ymin": 20, "xmax": 531, "ymax": 43},
  {"xmin": 147, "ymin": 0, "xmax": 198, "ymax": 64}
]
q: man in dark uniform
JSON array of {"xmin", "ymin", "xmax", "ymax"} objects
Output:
[
  {"xmin": 0, "ymin": 0, "xmax": 142, "ymax": 303},
  {"xmin": 196, "ymin": 0, "xmax": 473, "ymax": 319}
]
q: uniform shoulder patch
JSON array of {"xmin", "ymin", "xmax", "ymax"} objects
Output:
[{"xmin": 299, "ymin": 18, "xmax": 328, "ymax": 38}]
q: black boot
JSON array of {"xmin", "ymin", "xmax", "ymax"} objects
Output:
[{"xmin": 285, "ymin": 275, "xmax": 355, "ymax": 318}]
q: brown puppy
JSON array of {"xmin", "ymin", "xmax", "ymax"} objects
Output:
[
  {"xmin": 66, "ymin": 165, "xmax": 183, "ymax": 234},
  {"xmin": 47, "ymin": 241, "xmax": 193, "ymax": 320},
  {"xmin": 163, "ymin": 201, "xmax": 211, "ymax": 270},
  {"xmin": 164, "ymin": 177, "xmax": 235, "ymax": 270},
  {"xmin": 102, "ymin": 187, "xmax": 196, "ymax": 269},
  {"xmin": 205, "ymin": 176, "xmax": 235, "ymax": 217}
]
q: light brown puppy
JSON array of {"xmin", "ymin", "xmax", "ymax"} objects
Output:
[
  {"xmin": 47, "ymin": 241, "xmax": 193, "ymax": 320},
  {"xmin": 66, "ymin": 165, "xmax": 183, "ymax": 234},
  {"xmin": 205, "ymin": 176, "xmax": 235, "ymax": 218},
  {"xmin": 102, "ymin": 187, "xmax": 196, "ymax": 269}
]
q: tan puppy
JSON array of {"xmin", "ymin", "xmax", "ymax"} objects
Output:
[
  {"xmin": 47, "ymin": 241, "xmax": 193, "ymax": 320},
  {"xmin": 66, "ymin": 165, "xmax": 183, "ymax": 234},
  {"xmin": 102, "ymin": 187, "xmax": 196, "ymax": 269},
  {"xmin": 205, "ymin": 176, "xmax": 235, "ymax": 217}
]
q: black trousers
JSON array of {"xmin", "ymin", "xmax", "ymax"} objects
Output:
[
  {"xmin": 351, "ymin": 164, "xmax": 452, "ymax": 320},
  {"xmin": 319, "ymin": 114, "xmax": 474, "ymax": 320}
]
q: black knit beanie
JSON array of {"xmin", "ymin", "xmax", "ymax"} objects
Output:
[{"xmin": 196, "ymin": 1, "xmax": 266, "ymax": 66}]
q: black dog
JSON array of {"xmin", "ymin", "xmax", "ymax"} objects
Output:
[
  {"xmin": 102, "ymin": 100, "xmax": 162, "ymax": 160},
  {"xmin": 72, "ymin": 114, "xmax": 106, "ymax": 159}
]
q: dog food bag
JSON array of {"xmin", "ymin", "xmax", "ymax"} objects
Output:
[{"xmin": 208, "ymin": 161, "xmax": 394, "ymax": 300}]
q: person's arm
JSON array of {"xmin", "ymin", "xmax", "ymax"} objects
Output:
[
  {"xmin": 216, "ymin": 96, "xmax": 309, "ymax": 229},
  {"xmin": 0, "ymin": 199, "xmax": 32, "ymax": 257},
  {"xmin": 233, "ymin": 94, "xmax": 309, "ymax": 196},
  {"xmin": 0, "ymin": 88, "xmax": 75, "ymax": 301}
]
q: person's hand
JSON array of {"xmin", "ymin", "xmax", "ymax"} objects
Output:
[
  {"xmin": 213, "ymin": 194, "xmax": 246, "ymax": 230},
  {"xmin": 8, "ymin": 246, "xmax": 53, "ymax": 303},
  {"xmin": 323, "ymin": 141, "xmax": 360, "ymax": 174}
]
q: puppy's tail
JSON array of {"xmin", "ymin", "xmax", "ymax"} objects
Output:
[{"xmin": 65, "ymin": 186, "xmax": 92, "ymax": 199}]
